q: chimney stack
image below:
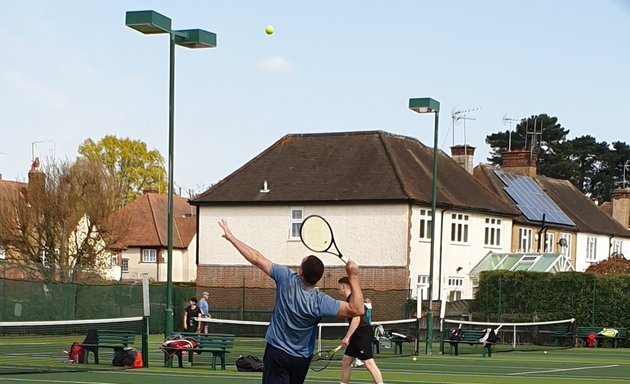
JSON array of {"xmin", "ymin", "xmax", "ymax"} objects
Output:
[
  {"xmin": 501, "ymin": 150, "xmax": 538, "ymax": 178},
  {"xmin": 450, "ymin": 145, "xmax": 475, "ymax": 175},
  {"xmin": 611, "ymin": 187, "xmax": 630, "ymax": 229}
]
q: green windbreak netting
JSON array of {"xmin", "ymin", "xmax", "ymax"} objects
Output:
[{"xmin": 0, "ymin": 278, "xmax": 195, "ymax": 333}]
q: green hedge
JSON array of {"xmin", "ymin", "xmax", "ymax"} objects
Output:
[{"xmin": 471, "ymin": 271, "xmax": 630, "ymax": 327}]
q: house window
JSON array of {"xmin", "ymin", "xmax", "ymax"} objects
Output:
[
  {"xmin": 111, "ymin": 255, "xmax": 118, "ymax": 266},
  {"xmin": 586, "ymin": 236, "xmax": 597, "ymax": 261},
  {"xmin": 0, "ymin": 246, "xmax": 5, "ymax": 260},
  {"xmin": 518, "ymin": 228, "xmax": 533, "ymax": 252},
  {"xmin": 450, "ymin": 213, "xmax": 469, "ymax": 243},
  {"xmin": 122, "ymin": 258, "xmax": 129, "ymax": 273},
  {"xmin": 289, "ymin": 208, "xmax": 303, "ymax": 239},
  {"xmin": 142, "ymin": 249, "xmax": 157, "ymax": 263},
  {"xmin": 559, "ymin": 233, "xmax": 572, "ymax": 257},
  {"xmin": 544, "ymin": 233, "xmax": 555, "ymax": 253},
  {"xmin": 484, "ymin": 218, "xmax": 502, "ymax": 247},
  {"xmin": 417, "ymin": 275, "xmax": 429, "ymax": 285},
  {"xmin": 419, "ymin": 209, "xmax": 432, "ymax": 240},
  {"xmin": 447, "ymin": 277, "xmax": 463, "ymax": 288},
  {"xmin": 612, "ymin": 239, "xmax": 623, "ymax": 255}
]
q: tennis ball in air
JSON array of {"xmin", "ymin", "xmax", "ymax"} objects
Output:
[
  {"xmin": 544, "ymin": 351, "xmax": 548, "ymax": 354},
  {"xmin": 412, "ymin": 356, "xmax": 417, "ymax": 362},
  {"xmin": 265, "ymin": 25, "xmax": 274, "ymax": 35}
]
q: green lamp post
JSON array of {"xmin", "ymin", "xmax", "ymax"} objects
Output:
[
  {"xmin": 408, "ymin": 97, "xmax": 440, "ymax": 355},
  {"xmin": 126, "ymin": 10, "xmax": 216, "ymax": 337}
]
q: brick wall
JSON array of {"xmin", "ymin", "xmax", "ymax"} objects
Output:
[{"xmin": 197, "ymin": 264, "xmax": 410, "ymax": 320}]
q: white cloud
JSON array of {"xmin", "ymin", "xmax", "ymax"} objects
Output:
[{"xmin": 258, "ymin": 56, "xmax": 292, "ymax": 72}]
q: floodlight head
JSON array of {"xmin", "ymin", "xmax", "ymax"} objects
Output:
[
  {"xmin": 126, "ymin": 10, "xmax": 171, "ymax": 34},
  {"xmin": 409, "ymin": 98, "xmax": 440, "ymax": 114},
  {"xmin": 174, "ymin": 29, "xmax": 217, "ymax": 49}
]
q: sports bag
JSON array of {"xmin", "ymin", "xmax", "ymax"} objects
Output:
[
  {"xmin": 236, "ymin": 354, "xmax": 264, "ymax": 372},
  {"xmin": 68, "ymin": 341, "xmax": 84, "ymax": 364},
  {"xmin": 113, "ymin": 347, "xmax": 138, "ymax": 367}
]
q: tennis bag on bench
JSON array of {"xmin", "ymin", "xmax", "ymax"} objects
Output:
[
  {"xmin": 236, "ymin": 355, "xmax": 264, "ymax": 372},
  {"xmin": 113, "ymin": 347, "xmax": 143, "ymax": 368}
]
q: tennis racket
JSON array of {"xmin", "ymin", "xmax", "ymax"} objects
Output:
[
  {"xmin": 300, "ymin": 215, "xmax": 349, "ymax": 264},
  {"xmin": 310, "ymin": 345, "xmax": 343, "ymax": 372}
]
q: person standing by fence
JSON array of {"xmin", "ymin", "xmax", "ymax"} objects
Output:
[{"xmin": 198, "ymin": 291, "xmax": 211, "ymax": 334}]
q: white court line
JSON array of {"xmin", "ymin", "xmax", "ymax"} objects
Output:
[{"xmin": 508, "ymin": 364, "xmax": 619, "ymax": 376}]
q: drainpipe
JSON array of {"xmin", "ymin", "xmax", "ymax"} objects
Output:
[
  {"xmin": 542, "ymin": 227, "xmax": 549, "ymax": 252},
  {"xmin": 437, "ymin": 207, "xmax": 451, "ymax": 299},
  {"xmin": 536, "ymin": 214, "xmax": 547, "ymax": 253}
]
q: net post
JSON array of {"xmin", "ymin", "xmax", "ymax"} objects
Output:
[{"xmin": 142, "ymin": 274, "xmax": 150, "ymax": 367}]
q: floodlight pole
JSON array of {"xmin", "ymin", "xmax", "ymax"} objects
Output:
[
  {"xmin": 408, "ymin": 98, "xmax": 440, "ymax": 355},
  {"xmin": 126, "ymin": 10, "xmax": 216, "ymax": 337}
]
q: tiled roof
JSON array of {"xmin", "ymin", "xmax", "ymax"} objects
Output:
[
  {"xmin": 536, "ymin": 176, "xmax": 630, "ymax": 238},
  {"xmin": 117, "ymin": 192, "xmax": 196, "ymax": 249},
  {"xmin": 192, "ymin": 131, "xmax": 518, "ymax": 216}
]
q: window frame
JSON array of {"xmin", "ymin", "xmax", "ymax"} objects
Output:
[
  {"xmin": 586, "ymin": 236, "xmax": 597, "ymax": 261},
  {"xmin": 450, "ymin": 213, "xmax": 470, "ymax": 244},
  {"xmin": 142, "ymin": 248, "xmax": 157, "ymax": 263},
  {"xmin": 419, "ymin": 209, "xmax": 432, "ymax": 241},
  {"xmin": 518, "ymin": 228, "xmax": 533, "ymax": 252},
  {"xmin": 484, "ymin": 217, "xmax": 502, "ymax": 247},
  {"xmin": 122, "ymin": 258, "xmax": 129, "ymax": 273},
  {"xmin": 289, "ymin": 208, "xmax": 304, "ymax": 240}
]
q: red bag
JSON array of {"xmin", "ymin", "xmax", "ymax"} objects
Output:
[
  {"xmin": 132, "ymin": 352, "xmax": 143, "ymax": 368},
  {"xmin": 68, "ymin": 341, "xmax": 84, "ymax": 363},
  {"xmin": 587, "ymin": 332, "xmax": 597, "ymax": 348}
]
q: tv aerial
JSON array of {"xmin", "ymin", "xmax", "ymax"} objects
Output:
[
  {"xmin": 502, "ymin": 115, "xmax": 520, "ymax": 151},
  {"xmin": 451, "ymin": 107, "xmax": 480, "ymax": 146}
]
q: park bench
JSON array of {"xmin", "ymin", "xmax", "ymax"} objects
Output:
[
  {"xmin": 161, "ymin": 333, "xmax": 235, "ymax": 370},
  {"xmin": 576, "ymin": 327, "xmax": 627, "ymax": 348},
  {"xmin": 445, "ymin": 330, "xmax": 496, "ymax": 357},
  {"xmin": 80, "ymin": 330, "xmax": 136, "ymax": 364},
  {"xmin": 551, "ymin": 324, "xmax": 575, "ymax": 346}
]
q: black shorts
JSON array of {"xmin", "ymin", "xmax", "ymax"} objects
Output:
[
  {"xmin": 263, "ymin": 343, "xmax": 311, "ymax": 384},
  {"xmin": 344, "ymin": 325, "xmax": 374, "ymax": 360}
]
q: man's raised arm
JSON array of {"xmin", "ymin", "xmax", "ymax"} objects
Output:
[
  {"xmin": 336, "ymin": 261, "xmax": 364, "ymax": 319},
  {"xmin": 218, "ymin": 219, "xmax": 272, "ymax": 276}
]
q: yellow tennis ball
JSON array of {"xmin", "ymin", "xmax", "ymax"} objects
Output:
[
  {"xmin": 412, "ymin": 356, "xmax": 417, "ymax": 362},
  {"xmin": 544, "ymin": 351, "xmax": 548, "ymax": 354},
  {"xmin": 265, "ymin": 25, "xmax": 274, "ymax": 35}
]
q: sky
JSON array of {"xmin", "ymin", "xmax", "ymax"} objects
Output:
[{"xmin": 1, "ymin": 1, "xmax": 629, "ymax": 197}]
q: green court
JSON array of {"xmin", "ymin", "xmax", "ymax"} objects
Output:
[{"xmin": 2, "ymin": 334, "xmax": 630, "ymax": 384}]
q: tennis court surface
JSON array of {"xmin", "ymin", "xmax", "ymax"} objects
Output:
[{"xmin": 2, "ymin": 340, "xmax": 630, "ymax": 384}]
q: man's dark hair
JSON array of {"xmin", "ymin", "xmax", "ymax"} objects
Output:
[
  {"xmin": 338, "ymin": 277, "xmax": 350, "ymax": 285},
  {"xmin": 190, "ymin": 297, "xmax": 198, "ymax": 304},
  {"xmin": 301, "ymin": 255, "xmax": 325, "ymax": 285}
]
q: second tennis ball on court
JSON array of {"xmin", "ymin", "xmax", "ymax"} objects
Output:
[
  {"xmin": 412, "ymin": 357, "xmax": 417, "ymax": 362},
  {"xmin": 544, "ymin": 351, "xmax": 548, "ymax": 354},
  {"xmin": 265, "ymin": 25, "xmax": 274, "ymax": 35}
]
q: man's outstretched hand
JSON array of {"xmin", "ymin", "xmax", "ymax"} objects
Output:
[{"xmin": 218, "ymin": 219, "xmax": 233, "ymax": 242}]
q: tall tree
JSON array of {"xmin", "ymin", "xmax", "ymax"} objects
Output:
[
  {"xmin": 486, "ymin": 114, "xmax": 630, "ymax": 203},
  {"xmin": 486, "ymin": 114, "xmax": 570, "ymax": 170},
  {"xmin": 78, "ymin": 135, "xmax": 166, "ymax": 207},
  {"xmin": 0, "ymin": 159, "xmax": 130, "ymax": 282}
]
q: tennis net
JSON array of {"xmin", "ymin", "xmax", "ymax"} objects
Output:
[
  {"xmin": 200, "ymin": 317, "xmax": 418, "ymax": 360},
  {"xmin": 439, "ymin": 318, "xmax": 576, "ymax": 355},
  {"xmin": 0, "ymin": 316, "xmax": 147, "ymax": 375}
]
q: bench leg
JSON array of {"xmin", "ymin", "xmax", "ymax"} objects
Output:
[{"xmin": 394, "ymin": 341, "xmax": 403, "ymax": 355}]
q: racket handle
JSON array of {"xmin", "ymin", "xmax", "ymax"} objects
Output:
[{"xmin": 340, "ymin": 255, "xmax": 349, "ymax": 264}]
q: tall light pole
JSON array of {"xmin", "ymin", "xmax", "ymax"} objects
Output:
[
  {"xmin": 408, "ymin": 97, "xmax": 440, "ymax": 355},
  {"xmin": 126, "ymin": 10, "xmax": 216, "ymax": 337}
]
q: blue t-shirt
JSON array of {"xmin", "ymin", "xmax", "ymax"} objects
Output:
[
  {"xmin": 265, "ymin": 264, "xmax": 340, "ymax": 358},
  {"xmin": 198, "ymin": 298, "xmax": 209, "ymax": 317}
]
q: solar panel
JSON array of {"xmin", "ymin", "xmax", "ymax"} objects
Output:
[{"xmin": 495, "ymin": 170, "xmax": 575, "ymax": 226}]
